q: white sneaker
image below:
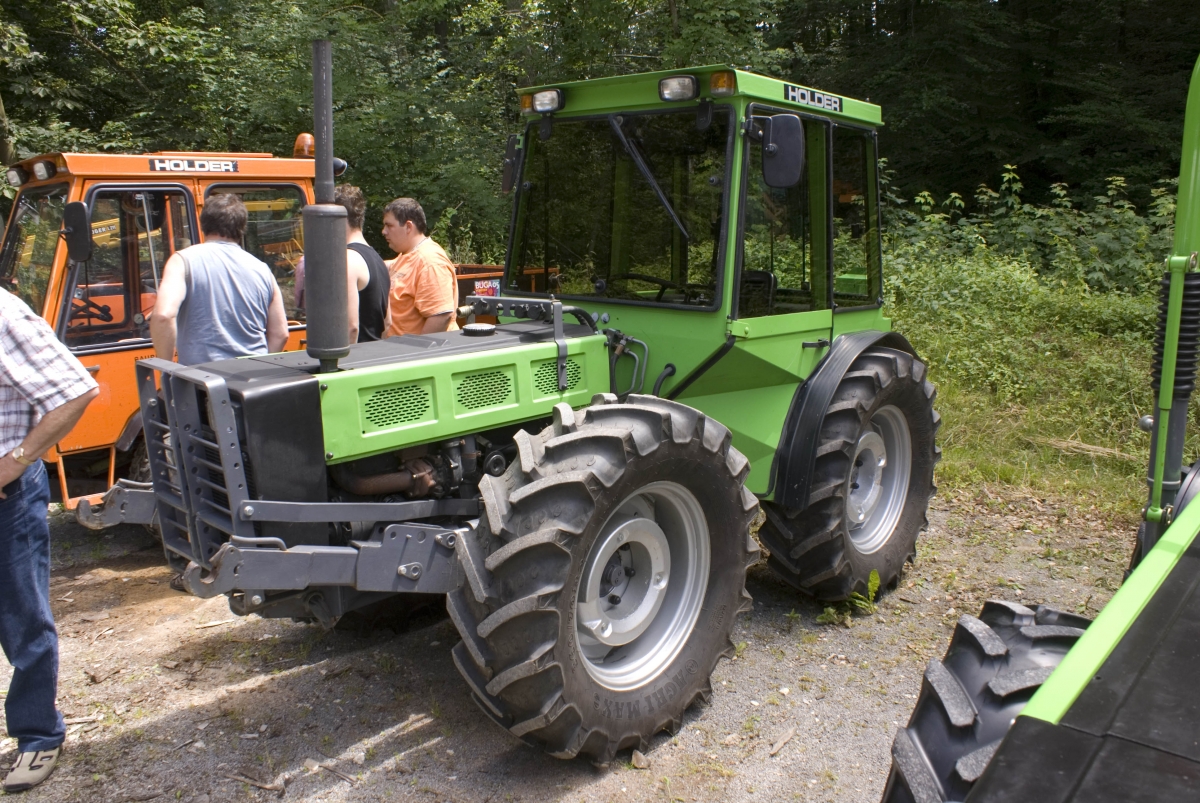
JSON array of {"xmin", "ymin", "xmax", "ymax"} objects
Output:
[{"xmin": 3, "ymin": 746, "xmax": 61, "ymax": 792}]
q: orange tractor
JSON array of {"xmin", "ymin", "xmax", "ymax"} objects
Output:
[{"xmin": 0, "ymin": 140, "xmax": 503, "ymax": 528}]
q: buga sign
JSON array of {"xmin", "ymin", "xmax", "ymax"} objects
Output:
[
  {"xmin": 783, "ymin": 84, "xmax": 843, "ymax": 114},
  {"xmin": 148, "ymin": 158, "xmax": 239, "ymax": 173}
]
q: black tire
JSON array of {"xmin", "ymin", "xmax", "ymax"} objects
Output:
[
  {"xmin": 881, "ymin": 600, "xmax": 1091, "ymax": 803},
  {"xmin": 448, "ymin": 394, "xmax": 760, "ymax": 764},
  {"xmin": 128, "ymin": 440, "xmax": 162, "ymax": 540},
  {"xmin": 759, "ymin": 347, "xmax": 940, "ymax": 600}
]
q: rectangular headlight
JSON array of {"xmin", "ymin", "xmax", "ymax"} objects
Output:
[
  {"xmin": 5, "ymin": 167, "xmax": 26, "ymax": 187},
  {"xmin": 32, "ymin": 160, "xmax": 57, "ymax": 181},
  {"xmin": 531, "ymin": 89, "xmax": 564, "ymax": 114},
  {"xmin": 659, "ymin": 75, "xmax": 698, "ymax": 102}
]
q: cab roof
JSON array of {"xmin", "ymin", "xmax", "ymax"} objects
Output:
[
  {"xmin": 12, "ymin": 151, "xmax": 316, "ymax": 186},
  {"xmin": 519, "ymin": 64, "xmax": 882, "ymax": 127}
]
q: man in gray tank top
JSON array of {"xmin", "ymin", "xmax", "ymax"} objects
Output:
[{"xmin": 151, "ymin": 193, "xmax": 288, "ymax": 365}]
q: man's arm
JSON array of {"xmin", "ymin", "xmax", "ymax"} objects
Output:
[
  {"xmin": 412, "ymin": 256, "xmax": 457, "ymax": 334},
  {"xmin": 150, "ymin": 252, "xmax": 188, "ymax": 360},
  {"xmin": 265, "ymin": 283, "xmax": 289, "ymax": 353},
  {"xmin": 420, "ymin": 312, "xmax": 453, "ymax": 333},
  {"xmin": 345, "ymin": 249, "xmax": 368, "ymax": 343},
  {"xmin": 0, "ymin": 388, "xmax": 98, "ymax": 498}
]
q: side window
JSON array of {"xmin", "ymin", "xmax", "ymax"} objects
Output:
[
  {"xmin": 65, "ymin": 189, "xmax": 194, "ymax": 349},
  {"xmin": 832, "ymin": 127, "xmax": 881, "ymax": 307},
  {"xmin": 739, "ymin": 114, "xmax": 825, "ymax": 318},
  {"xmin": 0, "ymin": 184, "xmax": 68, "ymax": 315},
  {"xmin": 206, "ymin": 186, "xmax": 305, "ymax": 319}
]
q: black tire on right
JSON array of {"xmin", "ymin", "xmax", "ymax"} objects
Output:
[
  {"xmin": 880, "ymin": 600, "xmax": 1091, "ymax": 803},
  {"xmin": 760, "ymin": 347, "xmax": 940, "ymax": 601}
]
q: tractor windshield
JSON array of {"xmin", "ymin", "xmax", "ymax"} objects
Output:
[
  {"xmin": 506, "ymin": 107, "xmax": 731, "ymax": 308},
  {"xmin": 0, "ymin": 183, "xmax": 69, "ymax": 315}
]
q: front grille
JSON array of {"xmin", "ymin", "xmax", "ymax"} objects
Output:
[
  {"xmin": 455, "ymin": 370, "xmax": 514, "ymax": 410},
  {"xmin": 137, "ymin": 360, "xmax": 258, "ymax": 570}
]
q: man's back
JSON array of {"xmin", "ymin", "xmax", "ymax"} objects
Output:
[{"xmin": 175, "ymin": 241, "xmax": 277, "ymax": 365}]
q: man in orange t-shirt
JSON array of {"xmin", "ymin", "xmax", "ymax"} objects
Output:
[{"xmin": 380, "ymin": 198, "xmax": 459, "ymax": 336}]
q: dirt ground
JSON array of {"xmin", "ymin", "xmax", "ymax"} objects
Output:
[{"xmin": 0, "ymin": 490, "xmax": 1133, "ymax": 803}]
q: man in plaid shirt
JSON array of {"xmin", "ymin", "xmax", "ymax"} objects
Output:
[{"xmin": 0, "ymin": 287, "xmax": 98, "ymax": 793}]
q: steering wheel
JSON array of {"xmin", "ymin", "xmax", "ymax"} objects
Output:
[
  {"xmin": 71, "ymin": 296, "xmax": 114, "ymax": 323},
  {"xmin": 613, "ymin": 273, "xmax": 689, "ymax": 302}
]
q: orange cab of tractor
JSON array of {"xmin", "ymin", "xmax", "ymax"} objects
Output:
[
  {"xmin": 0, "ymin": 144, "xmax": 324, "ymax": 522},
  {"xmin": 0, "ymin": 136, "xmax": 487, "ymax": 528}
]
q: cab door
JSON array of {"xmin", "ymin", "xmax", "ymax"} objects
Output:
[{"xmin": 51, "ymin": 182, "xmax": 199, "ymax": 502}]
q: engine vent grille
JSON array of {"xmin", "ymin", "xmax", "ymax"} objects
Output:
[
  {"xmin": 533, "ymin": 359, "xmax": 582, "ymax": 396},
  {"xmin": 456, "ymin": 371, "xmax": 514, "ymax": 410},
  {"xmin": 363, "ymin": 384, "xmax": 432, "ymax": 429}
]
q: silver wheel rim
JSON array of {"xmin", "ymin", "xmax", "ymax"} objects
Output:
[
  {"xmin": 847, "ymin": 405, "xmax": 912, "ymax": 555},
  {"xmin": 576, "ymin": 481, "xmax": 710, "ymax": 691}
]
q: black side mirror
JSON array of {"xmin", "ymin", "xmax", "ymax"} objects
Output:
[
  {"xmin": 759, "ymin": 114, "xmax": 805, "ymax": 188},
  {"xmin": 61, "ymin": 202, "xmax": 93, "ymax": 263},
  {"xmin": 501, "ymin": 135, "xmax": 519, "ymax": 194}
]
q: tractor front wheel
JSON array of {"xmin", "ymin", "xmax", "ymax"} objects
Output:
[{"xmin": 448, "ymin": 395, "xmax": 759, "ymax": 764}]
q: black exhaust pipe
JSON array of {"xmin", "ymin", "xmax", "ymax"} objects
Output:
[{"xmin": 302, "ymin": 39, "xmax": 350, "ymax": 373}]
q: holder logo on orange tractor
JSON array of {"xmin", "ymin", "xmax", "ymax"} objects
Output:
[{"xmin": 149, "ymin": 158, "xmax": 239, "ymax": 173}]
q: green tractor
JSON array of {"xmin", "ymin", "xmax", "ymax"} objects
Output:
[
  {"xmin": 114, "ymin": 43, "xmax": 939, "ymax": 764},
  {"xmin": 881, "ymin": 54, "xmax": 1200, "ymax": 803}
]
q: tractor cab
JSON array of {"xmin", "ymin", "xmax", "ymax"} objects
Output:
[
  {"xmin": 502, "ymin": 66, "xmax": 889, "ymax": 495},
  {"xmin": 0, "ymin": 146, "xmax": 317, "ymax": 510}
]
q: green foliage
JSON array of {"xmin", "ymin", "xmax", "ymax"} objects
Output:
[
  {"xmin": 887, "ymin": 166, "xmax": 1187, "ymax": 508},
  {"xmin": 817, "ymin": 569, "xmax": 880, "ymax": 625},
  {"xmin": 3, "ymin": 1, "xmax": 1195, "ymax": 253}
]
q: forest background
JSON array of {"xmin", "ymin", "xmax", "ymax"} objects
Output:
[{"xmin": 2, "ymin": 0, "xmax": 1199, "ymax": 510}]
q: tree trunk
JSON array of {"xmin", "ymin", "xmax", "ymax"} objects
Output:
[{"xmin": 0, "ymin": 90, "xmax": 17, "ymax": 167}]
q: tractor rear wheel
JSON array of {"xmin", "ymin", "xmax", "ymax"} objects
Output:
[
  {"xmin": 760, "ymin": 347, "xmax": 939, "ymax": 600},
  {"xmin": 448, "ymin": 394, "xmax": 759, "ymax": 764},
  {"xmin": 881, "ymin": 600, "xmax": 1090, "ymax": 803}
]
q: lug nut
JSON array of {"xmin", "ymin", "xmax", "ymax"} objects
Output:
[
  {"xmin": 608, "ymin": 594, "xmax": 621, "ymax": 605},
  {"xmin": 624, "ymin": 567, "xmax": 635, "ymax": 577}
]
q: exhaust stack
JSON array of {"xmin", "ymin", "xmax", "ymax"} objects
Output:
[{"xmin": 302, "ymin": 38, "xmax": 350, "ymax": 373}]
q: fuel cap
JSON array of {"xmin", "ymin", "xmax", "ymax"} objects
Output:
[{"xmin": 463, "ymin": 323, "xmax": 496, "ymax": 337}]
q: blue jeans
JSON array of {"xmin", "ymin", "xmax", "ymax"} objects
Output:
[{"xmin": 0, "ymin": 461, "xmax": 64, "ymax": 752}]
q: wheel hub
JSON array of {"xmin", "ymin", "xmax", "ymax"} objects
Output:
[
  {"xmin": 848, "ymin": 430, "xmax": 887, "ymax": 525},
  {"xmin": 575, "ymin": 482, "xmax": 710, "ymax": 691},
  {"xmin": 577, "ymin": 517, "xmax": 670, "ymax": 647},
  {"xmin": 846, "ymin": 405, "xmax": 913, "ymax": 555}
]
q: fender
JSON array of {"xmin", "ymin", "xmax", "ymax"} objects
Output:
[
  {"xmin": 116, "ymin": 410, "xmax": 143, "ymax": 453},
  {"xmin": 770, "ymin": 330, "xmax": 919, "ymax": 510}
]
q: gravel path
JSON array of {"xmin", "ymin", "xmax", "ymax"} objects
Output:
[{"xmin": 0, "ymin": 490, "xmax": 1131, "ymax": 802}]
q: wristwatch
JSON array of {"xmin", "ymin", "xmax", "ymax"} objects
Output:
[{"xmin": 9, "ymin": 446, "xmax": 35, "ymax": 466}]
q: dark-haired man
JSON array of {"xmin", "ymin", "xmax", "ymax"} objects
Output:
[
  {"xmin": 381, "ymin": 198, "xmax": 458, "ymax": 336},
  {"xmin": 334, "ymin": 185, "xmax": 390, "ymax": 342},
  {"xmin": 151, "ymin": 192, "xmax": 289, "ymax": 363}
]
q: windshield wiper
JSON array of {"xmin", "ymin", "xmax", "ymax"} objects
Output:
[{"xmin": 609, "ymin": 115, "xmax": 689, "ymax": 243}]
